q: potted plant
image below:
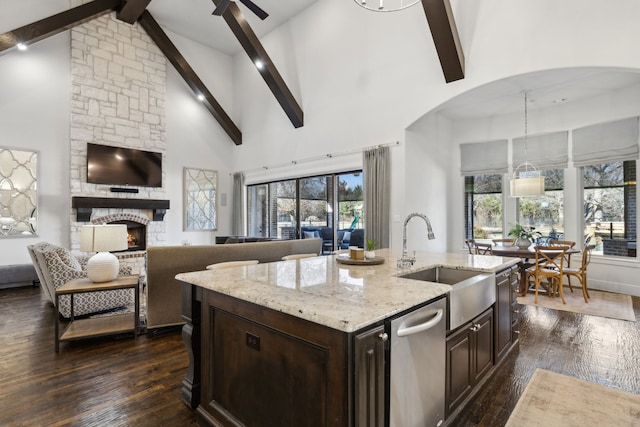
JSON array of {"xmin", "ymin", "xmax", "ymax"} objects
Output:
[
  {"xmin": 365, "ymin": 239, "xmax": 377, "ymax": 259},
  {"xmin": 508, "ymin": 223, "xmax": 541, "ymax": 248}
]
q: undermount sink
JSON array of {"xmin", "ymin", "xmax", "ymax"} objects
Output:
[
  {"xmin": 399, "ymin": 266, "xmax": 496, "ymax": 331},
  {"xmin": 398, "ymin": 266, "xmax": 483, "ymax": 285}
]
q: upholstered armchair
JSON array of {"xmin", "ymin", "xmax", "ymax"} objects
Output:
[{"xmin": 27, "ymin": 242, "xmax": 133, "ymax": 318}]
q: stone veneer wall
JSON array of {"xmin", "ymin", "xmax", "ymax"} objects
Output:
[{"xmin": 68, "ymin": 4, "xmax": 168, "ymax": 273}]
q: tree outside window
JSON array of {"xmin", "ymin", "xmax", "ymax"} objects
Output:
[
  {"xmin": 464, "ymin": 174, "xmax": 503, "ymax": 240},
  {"xmin": 517, "ymin": 169, "xmax": 564, "ymax": 238},
  {"xmin": 583, "ymin": 161, "xmax": 636, "ymax": 257}
]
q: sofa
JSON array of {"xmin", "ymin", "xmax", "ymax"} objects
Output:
[{"xmin": 145, "ymin": 238, "xmax": 323, "ymax": 330}]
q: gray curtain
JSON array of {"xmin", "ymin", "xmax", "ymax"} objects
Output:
[
  {"xmin": 231, "ymin": 172, "xmax": 245, "ymax": 236},
  {"xmin": 363, "ymin": 146, "xmax": 390, "ymax": 249}
]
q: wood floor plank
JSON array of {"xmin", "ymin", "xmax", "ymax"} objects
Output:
[
  {"xmin": 1, "ymin": 285, "xmax": 638, "ymax": 426},
  {"xmin": 0, "ymin": 286, "xmax": 197, "ymax": 427}
]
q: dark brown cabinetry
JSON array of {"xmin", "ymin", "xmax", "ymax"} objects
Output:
[
  {"xmin": 495, "ymin": 265, "xmax": 520, "ymax": 363},
  {"xmin": 445, "ymin": 307, "xmax": 494, "ymax": 417},
  {"xmin": 354, "ymin": 325, "xmax": 386, "ymax": 427}
]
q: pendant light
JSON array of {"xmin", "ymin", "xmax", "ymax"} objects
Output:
[
  {"xmin": 353, "ymin": 0, "xmax": 420, "ymax": 12},
  {"xmin": 510, "ymin": 90, "xmax": 545, "ymax": 197}
]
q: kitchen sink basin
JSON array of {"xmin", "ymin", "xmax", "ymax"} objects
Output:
[
  {"xmin": 399, "ymin": 266, "xmax": 496, "ymax": 331},
  {"xmin": 399, "ymin": 266, "xmax": 483, "ymax": 285}
]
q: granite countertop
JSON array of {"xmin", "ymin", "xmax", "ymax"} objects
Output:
[{"xmin": 176, "ymin": 248, "xmax": 519, "ymax": 333}]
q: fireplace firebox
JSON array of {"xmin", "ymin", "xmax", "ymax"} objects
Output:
[{"xmin": 109, "ymin": 220, "xmax": 146, "ymax": 251}]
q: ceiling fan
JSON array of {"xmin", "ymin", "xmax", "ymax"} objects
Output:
[{"xmin": 212, "ymin": 0, "xmax": 269, "ymax": 20}]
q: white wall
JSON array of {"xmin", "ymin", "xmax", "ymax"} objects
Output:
[
  {"xmin": 0, "ymin": 33, "xmax": 71, "ymax": 264},
  {"xmin": 0, "ymin": 4, "xmax": 236, "ymax": 263}
]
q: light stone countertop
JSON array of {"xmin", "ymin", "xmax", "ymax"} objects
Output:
[{"xmin": 176, "ymin": 248, "xmax": 519, "ymax": 333}]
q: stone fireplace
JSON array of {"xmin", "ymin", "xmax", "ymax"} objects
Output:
[
  {"xmin": 67, "ymin": 8, "xmax": 168, "ymax": 276},
  {"xmin": 71, "ymin": 197, "xmax": 170, "ymax": 276}
]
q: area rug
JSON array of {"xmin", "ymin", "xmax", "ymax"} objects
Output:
[
  {"xmin": 505, "ymin": 369, "xmax": 640, "ymax": 426},
  {"xmin": 517, "ymin": 287, "xmax": 635, "ymax": 322}
]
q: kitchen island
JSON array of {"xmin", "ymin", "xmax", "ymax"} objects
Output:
[{"xmin": 176, "ymin": 248, "xmax": 519, "ymax": 426}]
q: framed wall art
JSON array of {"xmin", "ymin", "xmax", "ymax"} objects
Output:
[{"xmin": 183, "ymin": 167, "xmax": 218, "ymax": 231}]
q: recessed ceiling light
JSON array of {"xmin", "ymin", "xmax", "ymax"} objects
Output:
[{"xmin": 16, "ymin": 43, "xmax": 27, "ymax": 51}]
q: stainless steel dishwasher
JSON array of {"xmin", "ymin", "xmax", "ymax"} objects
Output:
[{"xmin": 387, "ymin": 296, "xmax": 446, "ymax": 427}]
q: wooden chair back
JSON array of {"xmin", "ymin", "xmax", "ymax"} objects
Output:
[
  {"xmin": 492, "ymin": 238, "xmax": 514, "ymax": 246},
  {"xmin": 474, "ymin": 242, "xmax": 494, "ymax": 255},
  {"xmin": 532, "ymin": 245, "xmax": 571, "ymax": 304},
  {"xmin": 465, "ymin": 239, "xmax": 476, "ymax": 255}
]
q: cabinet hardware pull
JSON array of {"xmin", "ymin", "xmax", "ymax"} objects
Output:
[
  {"xmin": 378, "ymin": 332, "xmax": 389, "ymax": 342},
  {"xmin": 513, "ymin": 330, "xmax": 520, "ymax": 334}
]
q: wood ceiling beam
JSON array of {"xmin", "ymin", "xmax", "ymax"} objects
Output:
[
  {"xmin": 117, "ymin": 0, "xmax": 153, "ymax": 24},
  {"xmin": 420, "ymin": 0, "xmax": 465, "ymax": 83},
  {"xmin": 139, "ymin": 10, "xmax": 243, "ymax": 145},
  {"xmin": 214, "ymin": 0, "xmax": 304, "ymax": 128},
  {"xmin": 0, "ymin": 0, "xmax": 120, "ymax": 55}
]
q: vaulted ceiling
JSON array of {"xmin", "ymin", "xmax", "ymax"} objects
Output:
[{"xmin": 0, "ymin": 0, "xmax": 465, "ymax": 145}]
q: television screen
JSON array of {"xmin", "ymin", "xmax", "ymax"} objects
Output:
[{"xmin": 87, "ymin": 143, "xmax": 162, "ymax": 187}]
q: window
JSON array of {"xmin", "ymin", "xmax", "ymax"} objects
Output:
[
  {"xmin": 517, "ymin": 169, "xmax": 564, "ymax": 238},
  {"xmin": 583, "ymin": 161, "xmax": 636, "ymax": 257},
  {"xmin": 464, "ymin": 174, "xmax": 503, "ymax": 240},
  {"xmin": 247, "ymin": 171, "xmax": 363, "ymax": 251}
]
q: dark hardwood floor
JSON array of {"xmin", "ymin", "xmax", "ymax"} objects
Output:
[{"xmin": 1, "ymin": 285, "xmax": 638, "ymax": 427}]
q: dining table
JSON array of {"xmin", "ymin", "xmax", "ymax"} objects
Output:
[{"xmin": 492, "ymin": 244, "xmax": 580, "ymax": 296}]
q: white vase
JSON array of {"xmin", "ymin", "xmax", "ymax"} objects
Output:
[
  {"xmin": 515, "ymin": 238, "xmax": 530, "ymax": 249},
  {"xmin": 364, "ymin": 250, "xmax": 376, "ymax": 259}
]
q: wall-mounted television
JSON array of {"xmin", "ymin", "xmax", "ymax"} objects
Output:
[{"xmin": 87, "ymin": 143, "xmax": 162, "ymax": 188}]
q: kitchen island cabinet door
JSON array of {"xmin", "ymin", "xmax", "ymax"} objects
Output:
[
  {"xmin": 446, "ymin": 308, "xmax": 494, "ymax": 417},
  {"xmin": 354, "ymin": 325, "xmax": 386, "ymax": 427},
  {"xmin": 197, "ymin": 289, "xmax": 350, "ymax": 427}
]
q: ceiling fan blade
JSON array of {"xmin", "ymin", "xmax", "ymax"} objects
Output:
[
  {"xmin": 238, "ymin": 0, "xmax": 269, "ymax": 20},
  {"xmin": 212, "ymin": 0, "xmax": 231, "ymax": 16}
]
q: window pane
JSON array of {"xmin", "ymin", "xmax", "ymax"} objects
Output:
[
  {"xmin": 517, "ymin": 169, "xmax": 564, "ymax": 238},
  {"xmin": 464, "ymin": 174, "xmax": 503, "ymax": 239},
  {"xmin": 272, "ymin": 180, "xmax": 297, "ymax": 240},
  {"xmin": 300, "ymin": 176, "xmax": 332, "ymax": 228},
  {"xmin": 337, "ymin": 172, "xmax": 363, "ymax": 230},
  {"xmin": 583, "ymin": 161, "xmax": 636, "ymax": 257}
]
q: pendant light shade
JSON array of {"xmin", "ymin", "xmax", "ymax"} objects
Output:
[{"xmin": 510, "ymin": 90, "xmax": 545, "ymax": 197}]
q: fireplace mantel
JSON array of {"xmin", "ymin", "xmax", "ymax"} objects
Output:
[{"xmin": 72, "ymin": 197, "xmax": 170, "ymax": 222}]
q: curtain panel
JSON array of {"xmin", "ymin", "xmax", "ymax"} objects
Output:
[
  {"xmin": 460, "ymin": 140, "xmax": 508, "ymax": 176},
  {"xmin": 363, "ymin": 146, "xmax": 390, "ymax": 249},
  {"xmin": 572, "ymin": 116, "xmax": 640, "ymax": 166},
  {"xmin": 232, "ymin": 172, "xmax": 245, "ymax": 235}
]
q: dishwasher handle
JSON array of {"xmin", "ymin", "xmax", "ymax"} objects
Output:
[{"xmin": 396, "ymin": 309, "xmax": 444, "ymax": 337}]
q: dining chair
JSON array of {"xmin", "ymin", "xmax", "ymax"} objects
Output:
[
  {"xmin": 474, "ymin": 242, "xmax": 494, "ymax": 255},
  {"xmin": 465, "ymin": 239, "xmax": 476, "ymax": 255},
  {"xmin": 206, "ymin": 260, "xmax": 259, "ymax": 269},
  {"xmin": 530, "ymin": 245, "xmax": 571, "ymax": 304},
  {"xmin": 492, "ymin": 238, "xmax": 514, "ymax": 246},
  {"xmin": 561, "ymin": 244, "xmax": 595, "ymax": 303},
  {"xmin": 549, "ymin": 240, "xmax": 576, "ymax": 267}
]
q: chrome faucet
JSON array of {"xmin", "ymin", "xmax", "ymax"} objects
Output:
[{"xmin": 398, "ymin": 212, "xmax": 435, "ymax": 268}]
